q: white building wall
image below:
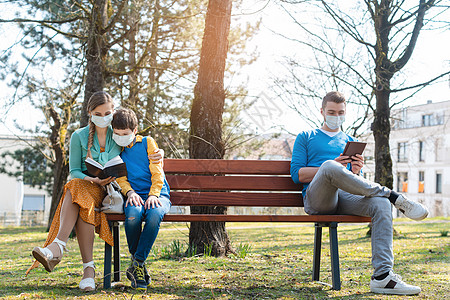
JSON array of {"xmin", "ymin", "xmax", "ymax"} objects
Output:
[
  {"xmin": 0, "ymin": 135, "xmax": 50, "ymax": 226},
  {"xmin": 362, "ymin": 100, "xmax": 450, "ymax": 217}
]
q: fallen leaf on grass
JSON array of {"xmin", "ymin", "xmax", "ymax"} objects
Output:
[
  {"xmin": 16, "ymin": 293, "xmax": 41, "ymax": 299},
  {"xmin": 39, "ymin": 278, "xmax": 56, "ymax": 282}
]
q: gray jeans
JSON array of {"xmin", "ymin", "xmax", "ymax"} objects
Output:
[{"xmin": 304, "ymin": 160, "xmax": 393, "ymax": 276}]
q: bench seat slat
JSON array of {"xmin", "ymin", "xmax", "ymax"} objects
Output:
[
  {"xmin": 170, "ymin": 191, "xmax": 304, "ymax": 207},
  {"xmin": 166, "ymin": 175, "xmax": 301, "ymax": 191},
  {"xmin": 164, "ymin": 159, "xmax": 291, "ymax": 175},
  {"xmin": 106, "ymin": 214, "xmax": 371, "ymax": 223}
]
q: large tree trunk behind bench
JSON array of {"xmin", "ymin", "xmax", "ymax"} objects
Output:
[{"xmin": 188, "ymin": 0, "xmax": 233, "ymax": 256}]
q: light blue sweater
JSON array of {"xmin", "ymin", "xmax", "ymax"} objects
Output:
[
  {"xmin": 69, "ymin": 125, "xmax": 122, "ymax": 179},
  {"xmin": 290, "ymin": 129, "xmax": 357, "ymax": 193}
]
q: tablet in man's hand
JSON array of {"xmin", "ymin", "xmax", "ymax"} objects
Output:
[{"xmin": 342, "ymin": 141, "xmax": 367, "ymax": 159}]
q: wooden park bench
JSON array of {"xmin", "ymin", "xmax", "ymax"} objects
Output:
[{"xmin": 104, "ymin": 159, "xmax": 371, "ymax": 290}]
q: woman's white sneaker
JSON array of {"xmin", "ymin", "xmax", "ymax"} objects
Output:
[
  {"xmin": 370, "ymin": 271, "xmax": 421, "ymax": 295},
  {"xmin": 394, "ymin": 195, "xmax": 428, "ymax": 221}
]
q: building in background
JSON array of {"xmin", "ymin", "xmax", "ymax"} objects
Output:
[
  {"xmin": 0, "ymin": 135, "xmax": 50, "ymax": 226},
  {"xmin": 226, "ymin": 133, "xmax": 294, "ymax": 161},
  {"xmin": 361, "ymin": 100, "xmax": 450, "ymax": 217}
]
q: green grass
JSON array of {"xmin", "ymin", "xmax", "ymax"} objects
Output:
[{"xmin": 0, "ymin": 219, "xmax": 448, "ymax": 299}]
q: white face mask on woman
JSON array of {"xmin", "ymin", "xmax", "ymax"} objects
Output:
[
  {"xmin": 91, "ymin": 114, "xmax": 113, "ymax": 128},
  {"xmin": 112, "ymin": 133, "xmax": 135, "ymax": 147},
  {"xmin": 325, "ymin": 115, "xmax": 345, "ymax": 130}
]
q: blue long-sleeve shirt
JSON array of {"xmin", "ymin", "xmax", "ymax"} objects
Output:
[{"xmin": 290, "ymin": 129, "xmax": 357, "ymax": 194}]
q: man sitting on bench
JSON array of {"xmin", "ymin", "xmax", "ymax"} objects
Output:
[{"xmin": 290, "ymin": 91, "xmax": 428, "ymax": 295}]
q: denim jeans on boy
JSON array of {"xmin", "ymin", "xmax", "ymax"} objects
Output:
[
  {"xmin": 304, "ymin": 160, "xmax": 393, "ymax": 277},
  {"xmin": 124, "ymin": 195, "xmax": 171, "ymax": 262}
]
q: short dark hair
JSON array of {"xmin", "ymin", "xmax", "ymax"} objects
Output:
[
  {"xmin": 322, "ymin": 91, "xmax": 346, "ymax": 109},
  {"xmin": 112, "ymin": 108, "xmax": 138, "ymax": 130}
]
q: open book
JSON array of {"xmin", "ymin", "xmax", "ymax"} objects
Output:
[{"xmin": 85, "ymin": 155, "xmax": 127, "ymax": 179}]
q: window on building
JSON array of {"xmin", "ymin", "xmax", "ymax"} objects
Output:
[
  {"xmin": 363, "ymin": 172, "xmax": 375, "ymax": 182},
  {"xmin": 397, "ymin": 142, "xmax": 407, "ymax": 162},
  {"xmin": 419, "ymin": 141, "xmax": 424, "ymax": 162},
  {"xmin": 435, "ymin": 139, "xmax": 443, "ymax": 162},
  {"xmin": 397, "ymin": 172, "xmax": 408, "ymax": 193},
  {"xmin": 434, "ymin": 200, "xmax": 443, "ymax": 217},
  {"xmin": 422, "ymin": 114, "xmax": 432, "ymax": 126},
  {"xmin": 436, "ymin": 173, "xmax": 442, "ymax": 194},
  {"xmin": 435, "ymin": 113, "xmax": 444, "ymax": 125},
  {"xmin": 22, "ymin": 195, "xmax": 45, "ymax": 211},
  {"xmin": 418, "ymin": 171, "xmax": 425, "ymax": 193}
]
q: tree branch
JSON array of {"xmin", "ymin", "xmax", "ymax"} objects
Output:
[
  {"xmin": 392, "ymin": 0, "xmax": 435, "ymax": 70},
  {"xmin": 5, "ymin": 33, "xmax": 58, "ymax": 115},
  {"xmin": 390, "ymin": 70, "xmax": 450, "ymax": 92},
  {"xmin": 320, "ymin": 0, "xmax": 375, "ymax": 48},
  {"xmin": 100, "ymin": 0, "xmax": 127, "ymax": 34},
  {"xmin": 0, "ymin": 16, "xmax": 81, "ymax": 24},
  {"xmin": 0, "ymin": 17, "xmax": 87, "ymax": 39}
]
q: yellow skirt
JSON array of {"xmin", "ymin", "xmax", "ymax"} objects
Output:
[{"xmin": 26, "ymin": 178, "xmax": 113, "ymax": 275}]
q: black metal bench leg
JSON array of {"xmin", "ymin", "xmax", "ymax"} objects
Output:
[
  {"xmin": 104, "ymin": 240, "xmax": 112, "ymax": 289},
  {"xmin": 113, "ymin": 221, "xmax": 120, "ymax": 283},
  {"xmin": 329, "ymin": 222, "xmax": 341, "ymax": 290},
  {"xmin": 312, "ymin": 223, "xmax": 323, "ymax": 281}
]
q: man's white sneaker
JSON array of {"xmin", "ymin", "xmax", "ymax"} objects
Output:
[
  {"xmin": 394, "ymin": 194, "xmax": 428, "ymax": 221},
  {"xmin": 370, "ymin": 271, "xmax": 421, "ymax": 295}
]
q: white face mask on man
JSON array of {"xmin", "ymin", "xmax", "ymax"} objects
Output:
[
  {"xmin": 91, "ymin": 114, "xmax": 113, "ymax": 128},
  {"xmin": 112, "ymin": 133, "xmax": 135, "ymax": 147},
  {"xmin": 325, "ymin": 115, "xmax": 345, "ymax": 130}
]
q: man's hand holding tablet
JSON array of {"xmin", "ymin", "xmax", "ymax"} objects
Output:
[{"xmin": 342, "ymin": 141, "xmax": 367, "ymax": 160}]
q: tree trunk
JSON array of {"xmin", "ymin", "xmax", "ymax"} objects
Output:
[
  {"xmin": 371, "ymin": 0, "xmax": 428, "ymax": 188},
  {"xmin": 372, "ymin": 1, "xmax": 394, "ymax": 188},
  {"xmin": 188, "ymin": 0, "xmax": 233, "ymax": 256},
  {"xmin": 373, "ymin": 89, "xmax": 393, "ymax": 188},
  {"xmin": 47, "ymin": 106, "xmax": 70, "ymax": 229},
  {"xmin": 144, "ymin": 0, "xmax": 160, "ymax": 131},
  {"xmin": 123, "ymin": 0, "xmax": 140, "ymax": 118},
  {"xmin": 48, "ymin": 159, "xmax": 69, "ymax": 230},
  {"xmin": 81, "ymin": 0, "xmax": 109, "ymax": 127}
]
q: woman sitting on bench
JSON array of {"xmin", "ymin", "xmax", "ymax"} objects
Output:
[{"xmin": 26, "ymin": 91, "xmax": 164, "ymax": 291}]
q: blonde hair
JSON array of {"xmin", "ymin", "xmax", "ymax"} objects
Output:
[{"xmin": 86, "ymin": 91, "xmax": 114, "ymax": 158}]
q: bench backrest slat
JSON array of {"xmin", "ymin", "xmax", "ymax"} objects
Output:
[
  {"xmin": 164, "ymin": 159, "xmax": 292, "ymax": 175},
  {"xmin": 166, "ymin": 175, "xmax": 301, "ymax": 191},
  {"xmin": 170, "ymin": 192, "xmax": 304, "ymax": 207}
]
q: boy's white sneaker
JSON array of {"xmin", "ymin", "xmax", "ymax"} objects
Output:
[
  {"xmin": 370, "ymin": 271, "xmax": 421, "ymax": 295},
  {"xmin": 395, "ymin": 194, "xmax": 428, "ymax": 221}
]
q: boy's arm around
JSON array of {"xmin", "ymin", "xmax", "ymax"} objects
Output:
[
  {"xmin": 143, "ymin": 137, "xmax": 165, "ymax": 209},
  {"xmin": 146, "ymin": 137, "xmax": 165, "ymax": 197}
]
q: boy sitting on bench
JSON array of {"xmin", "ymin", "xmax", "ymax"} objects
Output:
[{"xmin": 112, "ymin": 108, "xmax": 171, "ymax": 290}]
